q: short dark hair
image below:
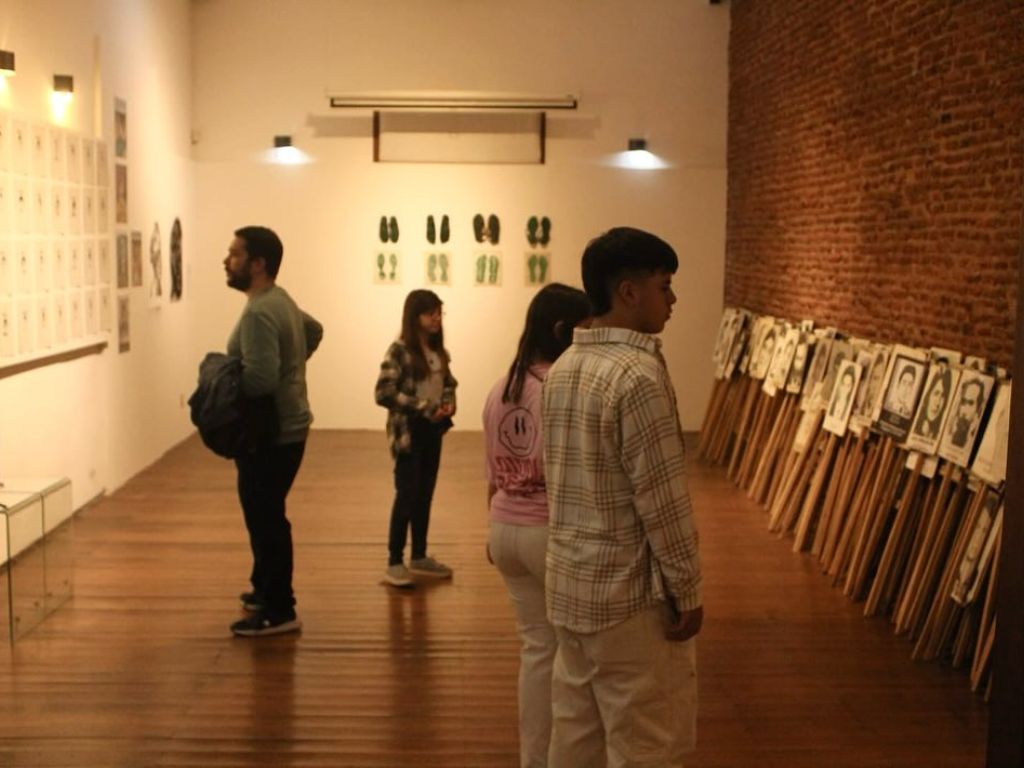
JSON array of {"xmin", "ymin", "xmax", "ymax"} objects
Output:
[
  {"xmin": 580, "ymin": 227, "xmax": 678, "ymax": 315},
  {"xmin": 235, "ymin": 226, "xmax": 283, "ymax": 277}
]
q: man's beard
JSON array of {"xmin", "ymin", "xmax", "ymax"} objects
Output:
[
  {"xmin": 951, "ymin": 416, "xmax": 972, "ymax": 446},
  {"xmin": 227, "ymin": 270, "xmax": 252, "ymax": 291}
]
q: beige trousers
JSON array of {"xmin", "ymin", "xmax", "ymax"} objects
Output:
[{"xmin": 548, "ymin": 603, "xmax": 698, "ymax": 768}]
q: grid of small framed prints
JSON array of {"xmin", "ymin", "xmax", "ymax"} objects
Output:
[{"xmin": 0, "ymin": 111, "xmax": 113, "ymax": 364}]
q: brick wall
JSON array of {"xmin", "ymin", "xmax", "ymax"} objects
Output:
[{"xmin": 725, "ymin": 1, "xmax": 1024, "ymax": 368}]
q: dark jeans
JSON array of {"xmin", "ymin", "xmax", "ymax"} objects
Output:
[
  {"xmin": 235, "ymin": 440, "xmax": 306, "ymax": 617},
  {"xmin": 388, "ymin": 418, "xmax": 444, "ymax": 566}
]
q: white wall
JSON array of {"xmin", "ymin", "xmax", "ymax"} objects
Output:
[
  {"xmin": 0, "ymin": 0, "xmax": 197, "ymax": 507},
  {"xmin": 190, "ymin": 0, "xmax": 729, "ymax": 431}
]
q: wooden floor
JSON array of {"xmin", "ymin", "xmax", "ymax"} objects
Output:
[{"xmin": 0, "ymin": 431, "xmax": 988, "ymax": 767}]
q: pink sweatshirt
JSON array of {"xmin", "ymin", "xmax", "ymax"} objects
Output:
[{"xmin": 482, "ymin": 364, "xmax": 550, "ymax": 525}]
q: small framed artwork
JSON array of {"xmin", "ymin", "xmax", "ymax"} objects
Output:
[
  {"xmin": 524, "ymin": 251, "xmax": 550, "ymax": 286},
  {"xmin": 114, "ymin": 98, "xmax": 127, "ymax": 159},
  {"xmin": 473, "ymin": 251, "xmax": 501, "ymax": 286},
  {"xmin": 116, "ymin": 232, "xmax": 129, "ymax": 288},
  {"xmin": 0, "ymin": 299, "xmax": 13, "ymax": 357},
  {"xmin": 115, "ymin": 164, "xmax": 128, "ymax": 224},
  {"xmin": 169, "ymin": 218, "xmax": 183, "ymax": 301},
  {"xmin": 117, "ymin": 294, "xmax": 130, "ymax": 352},
  {"xmin": 99, "ymin": 286, "xmax": 113, "ymax": 333},
  {"xmin": 130, "ymin": 230, "xmax": 143, "ymax": 287},
  {"xmin": 425, "ymin": 251, "xmax": 452, "ymax": 286},
  {"xmin": 373, "ymin": 250, "xmax": 400, "ymax": 284},
  {"xmin": 148, "ymin": 221, "xmax": 163, "ymax": 305},
  {"xmin": 53, "ymin": 293, "xmax": 68, "ymax": 345}
]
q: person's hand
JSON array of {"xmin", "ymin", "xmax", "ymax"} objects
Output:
[
  {"xmin": 664, "ymin": 605, "xmax": 703, "ymax": 642},
  {"xmin": 430, "ymin": 403, "xmax": 454, "ymax": 421}
]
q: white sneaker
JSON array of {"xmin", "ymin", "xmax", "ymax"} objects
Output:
[
  {"xmin": 384, "ymin": 563, "xmax": 414, "ymax": 588},
  {"xmin": 408, "ymin": 556, "xmax": 453, "ymax": 579}
]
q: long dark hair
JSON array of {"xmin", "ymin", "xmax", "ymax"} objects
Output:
[
  {"xmin": 400, "ymin": 289, "xmax": 448, "ymax": 380},
  {"xmin": 502, "ymin": 283, "xmax": 591, "ymax": 403}
]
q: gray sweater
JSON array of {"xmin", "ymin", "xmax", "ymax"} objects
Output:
[{"xmin": 226, "ymin": 284, "xmax": 323, "ymax": 444}]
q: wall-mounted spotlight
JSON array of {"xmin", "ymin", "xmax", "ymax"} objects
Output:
[
  {"xmin": 0, "ymin": 50, "xmax": 15, "ymax": 77},
  {"xmin": 603, "ymin": 135, "xmax": 670, "ymax": 170},
  {"xmin": 265, "ymin": 134, "xmax": 311, "ymax": 165},
  {"xmin": 50, "ymin": 74, "xmax": 74, "ymax": 121},
  {"xmin": 53, "ymin": 74, "xmax": 74, "ymax": 95}
]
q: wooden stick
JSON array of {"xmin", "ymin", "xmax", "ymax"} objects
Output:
[
  {"xmin": 707, "ymin": 378, "xmax": 742, "ymax": 465},
  {"xmin": 819, "ymin": 433, "xmax": 870, "ymax": 568},
  {"xmin": 971, "ymin": 616, "xmax": 996, "ymax": 694},
  {"xmin": 914, "ymin": 487, "xmax": 988, "ymax": 659},
  {"xmin": 697, "ymin": 377, "xmax": 728, "ymax": 458},
  {"xmin": 767, "ymin": 411, "xmax": 822, "ymax": 531},
  {"xmin": 843, "ymin": 440, "xmax": 905, "ymax": 598},
  {"xmin": 773, "ymin": 426, "xmax": 826, "ymax": 534},
  {"xmin": 971, "ymin": 527, "xmax": 1001, "ymax": 690},
  {"xmin": 738, "ymin": 391, "xmax": 780, "ymax": 490},
  {"xmin": 727, "ymin": 378, "xmax": 761, "ymax": 479},
  {"xmin": 863, "ymin": 475, "xmax": 923, "ymax": 618},
  {"xmin": 892, "ymin": 463, "xmax": 956, "ymax": 632},
  {"xmin": 765, "ymin": 407, "xmax": 804, "ymax": 511},
  {"xmin": 901, "ymin": 471, "xmax": 968, "ymax": 639},
  {"xmin": 793, "ymin": 433, "xmax": 840, "ymax": 552},
  {"xmin": 813, "ymin": 432, "xmax": 859, "ymax": 559},
  {"xmin": 749, "ymin": 394, "xmax": 796, "ymax": 504},
  {"xmin": 825, "ymin": 435, "xmax": 883, "ymax": 580}
]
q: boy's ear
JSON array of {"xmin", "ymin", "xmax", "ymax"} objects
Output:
[{"xmin": 615, "ymin": 277, "xmax": 639, "ymax": 307}]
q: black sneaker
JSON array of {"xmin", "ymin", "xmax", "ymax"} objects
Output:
[
  {"xmin": 231, "ymin": 611, "xmax": 301, "ymax": 637},
  {"xmin": 239, "ymin": 591, "xmax": 264, "ymax": 611}
]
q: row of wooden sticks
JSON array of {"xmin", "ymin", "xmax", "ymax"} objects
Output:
[{"xmin": 698, "ymin": 373, "xmax": 1002, "ymax": 698}]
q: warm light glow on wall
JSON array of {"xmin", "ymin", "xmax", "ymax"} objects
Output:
[{"xmin": 50, "ymin": 74, "xmax": 74, "ymax": 122}]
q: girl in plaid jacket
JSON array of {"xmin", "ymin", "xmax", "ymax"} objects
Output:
[{"xmin": 374, "ymin": 289, "xmax": 458, "ymax": 587}]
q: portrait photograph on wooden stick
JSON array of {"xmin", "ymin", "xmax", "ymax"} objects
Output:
[
  {"xmin": 813, "ymin": 339, "xmax": 853, "ymax": 411},
  {"xmin": 859, "ymin": 344, "xmax": 893, "ymax": 426},
  {"xmin": 749, "ymin": 318, "xmax": 780, "ymax": 380},
  {"xmin": 970, "ymin": 380, "xmax": 1010, "ymax": 487},
  {"xmin": 823, "ymin": 360, "xmax": 862, "ymax": 437},
  {"xmin": 785, "ymin": 333, "xmax": 814, "ymax": 395},
  {"xmin": 739, "ymin": 315, "xmax": 772, "ymax": 376},
  {"xmin": 876, "ymin": 345, "xmax": 927, "ymax": 440},
  {"xmin": 951, "ymin": 488, "xmax": 1002, "ymax": 606},
  {"xmin": 714, "ymin": 309, "xmax": 745, "ymax": 379},
  {"xmin": 764, "ymin": 325, "xmax": 799, "ymax": 395},
  {"xmin": 904, "ymin": 363, "xmax": 959, "ymax": 455},
  {"xmin": 800, "ymin": 335, "xmax": 832, "ymax": 410},
  {"xmin": 723, "ymin": 312, "xmax": 752, "ymax": 379},
  {"xmin": 938, "ymin": 369, "xmax": 994, "ymax": 467},
  {"xmin": 711, "ymin": 307, "xmax": 736, "ymax": 375}
]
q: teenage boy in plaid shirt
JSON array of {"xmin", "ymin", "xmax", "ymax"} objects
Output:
[{"xmin": 542, "ymin": 227, "xmax": 703, "ymax": 767}]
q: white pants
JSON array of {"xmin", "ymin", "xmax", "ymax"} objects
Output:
[
  {"xmin": 548, "ymin": 604, "xmax": 698, "ymax": 768},
  {"xmin": 489, "ymin": 521, "xmax": 557, "ymax": 768}
]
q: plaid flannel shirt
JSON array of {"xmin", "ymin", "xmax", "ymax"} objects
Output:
[
  {"xmin": 542, "ymin": 326, "xmax": 702, "ymax": 633},
  {"xmin": 374, "ymin": 340, "xmax": 458, "ymax": 458}
]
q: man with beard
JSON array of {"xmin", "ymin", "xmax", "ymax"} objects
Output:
[
  {"xmin": 223, "ymin": 226, "xmax": 322, "ymax": 636},
  {"xmin": 950, "ymin": 378, "xmax": 985, "ymax": 449}
]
